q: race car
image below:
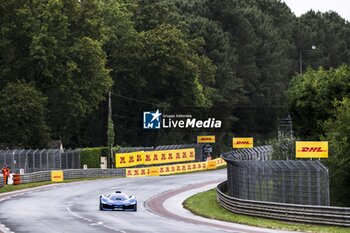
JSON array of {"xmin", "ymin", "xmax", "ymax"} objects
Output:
[{"xmin": 99, "ymin": 191, "xmax": 137, "ymax": 211}]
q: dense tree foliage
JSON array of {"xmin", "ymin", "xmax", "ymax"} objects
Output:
[
  {"xmin": 295, "ymin": 11, "xmax": 350, "ymax": 71},
  {"xmin": 0, "ymin": 0, "xmax": 113, "ymax": 145},
  {"xmin": 287, "ymin": 65, "xmax": 350, "ymax": 138},
  {"xmin": 1, "ymin": 0, "xmax": 350, "ymax": 151},
  {"xmin": 323, "ymin": 98, "xmax": 350, "ymax": 206},
  {"xmin": 0, "ymin": 82, "xmax": 49, "ymax": 148}
]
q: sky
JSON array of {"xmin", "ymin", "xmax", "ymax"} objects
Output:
[{"xmin": 282, "ymin": 0, "xmax": 350, "ymax": 22}]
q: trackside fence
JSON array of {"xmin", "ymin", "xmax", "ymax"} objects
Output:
[
  {"xmin": 20, "ymin": 169, "xmax": 126, "ymax": 184},
  {"xmin": 0, "ymin": 149, "xmax": 80, "ymax": 173},
  {"xmin": 222, "ymin": 146, "xmax": 330, "ymax": 206},
  {"xmin": 217, "ymin": 181, "xmax": 350, "ymax": 227},
  {"xmin": 0, "ymin": 175, "xmax": 3, "ymax": 187}
]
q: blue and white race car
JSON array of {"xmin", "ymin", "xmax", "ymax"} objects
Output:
[{"xmin": 99, "ymin": 191, "xmax": 137, "ymax": 211}]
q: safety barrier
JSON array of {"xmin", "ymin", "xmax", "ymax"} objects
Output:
[
  {"xmin": 0, "ymin": 158, "xmax": 225, "ymax": 185},
  {"xmin": 216, "ymin": 181, "xmax": 350, "ymax": 227},
  {"xmin": 0, "ymin": 149, "xmax": 80, "ymax": 173},
  {"xmin": 222, "ymin": 145, "xmax": 272, "ymax": 161},
  {"xmin": 0, "ymin": 175, "xmax": 3, "ymax": 187},
  {"xmin": 63, "ymin": 169, "xmax": 125, "ymax": 179},
  {"xmin": 126, "ymin": 158, "xmax": 226, "ymax": 177},
  {"xmin": 222, "ymin": 146, "xmax": 330, "ymax": 206},
  {"xmin": 20, "ymin": 169, "xmax": 126, "ymax": 184}
]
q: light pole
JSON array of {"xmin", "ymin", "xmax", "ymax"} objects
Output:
[{"xmin": 299, "ymin": 45, "xmax": 316, "ymax": 75}]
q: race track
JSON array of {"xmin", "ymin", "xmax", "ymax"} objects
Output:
[{"xmin": 0, "ymin": 170, "xmax": 296, "ymax": 233}]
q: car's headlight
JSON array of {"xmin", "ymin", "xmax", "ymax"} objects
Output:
[{"xmin": 101, "ymin": 199, "xmax": 107, "ymax": 204}]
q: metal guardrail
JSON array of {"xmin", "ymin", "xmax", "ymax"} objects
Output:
[
  {"xmin": 63, "ymin": 169, "xmax": 125, "ymax": 179},
  {"xmin": 216, "ymin": 181, "xmax": 350, "ymax": 227},
  {"xmin": 20, "ymin": 169, "xmax": 126, "ymax": 184},
  {"xmin": 0, "ymin": 175, "xmax": 3, "ymax": 187}
]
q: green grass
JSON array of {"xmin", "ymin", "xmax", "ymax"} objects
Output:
[
  {"xmin": 0, "ymin": 177, "xmax": 119, "ymax": 194},
  {"xmin": 183, "ymin": 189, "xmax": 350, "ymax": 233}
]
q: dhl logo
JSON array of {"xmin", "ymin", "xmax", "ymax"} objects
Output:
[
  {"xmin": 236, "ymin": 141, "xmax": 252, "ymax": 145},
  {"xmin": 298, "ymin": 147, "xmax": 327, "ymax": 152},
  {"xmin": 296, "ymin": 141, "xmax": 328, "ymax": 158},
  {"xmin": 232, "ymin": 137, "xmax": 254, "ymax": 148},
  {"xmin": 53, "ymin": 176, "xmax": 61, "ymax": 178},
  {"xmin": 200, "ymin": 138, "xmax": 213, "ymax": 141},
  {"xmin": 197, "ymin": 136, "xmax": 215, "ymax": 143}
]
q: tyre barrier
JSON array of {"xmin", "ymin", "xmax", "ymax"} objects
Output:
[
  {"xmin": 216, "ymin": 181, "xmax": 350, "ymax": 227},
  {"xmin": 12, "ymin": 174, "xmax": 21, "ymax": 185}
]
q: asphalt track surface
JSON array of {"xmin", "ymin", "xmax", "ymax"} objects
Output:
[{"xmin": 0, "ymin": 170, "xmax": 299, "ymax": 233}]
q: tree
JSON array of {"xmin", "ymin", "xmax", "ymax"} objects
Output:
[
  {"xmin": 132, "ymin": 0, "xmax": 182, "ymax": 31},
  {"xmin": 295, "ymin": 10, "xmax": 350, "ymax": 71},
  {"xmin": 287, "ymin": 65, "xmax": 350, "ymax": 138},
  {"xmin": 323, "ymin": 97, "xmax": 350, "ymax": 206},
  {"xmin": 0, "ymin": 82, "xmax": 49, "ymax": 148},
  {"xmin": 140, "ymin": 24, "xmax": 215, "ymax": 108},
  {"xmin": 0, "ymin": 0, "xmax": 113, "ymax": 146},
  {"xmin": 269, "ymin": 134, "xmax": 296, "ymax": 160},
  {"xmin": 205, "ymin": 0, "xmax": 295, "ymax": 138}
]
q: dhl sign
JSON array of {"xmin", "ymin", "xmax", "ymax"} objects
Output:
[
  {"xmin": 232, "ymin": 137, "xmax": 254, "ymax": 148},
  {"xmin": 296, "ymin": 141, "xmax": 328, "ymax": 158},
  {"xmin": 197, "ymin": 135, "xmax": 216, "ymax": 143},
  {"xmin": 207, "ymin": 160, "xmax": 217, "ymax": 169},
  {"xmin": 51, "ymin": 170, "xmax": 63, "ymax": 182}
]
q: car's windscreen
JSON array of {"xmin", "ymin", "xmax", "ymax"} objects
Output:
[{"xmin": 109, "ymin": 193, "xmax": 128, "ymax": 201}]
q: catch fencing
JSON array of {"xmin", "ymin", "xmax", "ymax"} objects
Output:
[
  {"xmin": 217, "ymin": 181, "xmax": 350, "ymax": 227},
  {"xmin": 0, "ymin": 149, "xmax": 80, "ymax": 173},
  {"xmin": 222, "ymin": 145, "xmax": 272, "ymax": 161},
  {"xmin": 0, "ymin": 144, "xmax": 204, "ymax": 174},
  {"xmin": 20, "ymin": 169, "xmax": 126, "ymax": 184},
  {"xmin": 0, "ymin": 175, "xmax": 3, "ymax": 188},
  {"xmin": 222, "ymin": 146, "xmax": 330, "ymax": 206},
  {"xmin": 226, "ymin": 160, "xmax": 329, "ymax": 206}
]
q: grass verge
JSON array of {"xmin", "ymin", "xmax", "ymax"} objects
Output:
[
  {"xmin": 183, "ymin": 189, "xmax": 349, "ymax": 233},
  {"xmin": 0, "ymin": 177, "xmax": 118, "ymax": 194}
]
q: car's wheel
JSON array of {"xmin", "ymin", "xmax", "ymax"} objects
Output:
[
  {"xmin": 133, "ymin": 204, "xmax": 137, "ymax": 211},
  {"xmin": 99, "ymin": 202, "xmax": 103, "ymax": 211}
]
